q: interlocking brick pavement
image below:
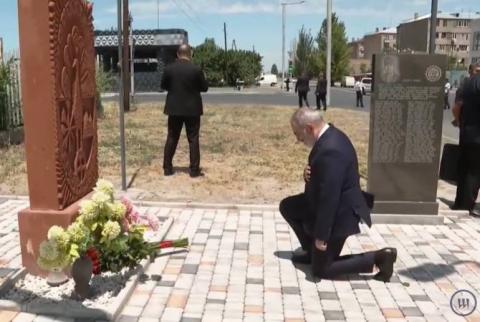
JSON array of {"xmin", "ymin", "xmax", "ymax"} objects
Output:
[{"xmin": 0, "ymin": 189, "xmax": 479, "ymax": 321}]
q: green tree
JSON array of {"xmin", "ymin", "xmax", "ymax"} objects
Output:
[
  {"xmin": 192, "ymin": 38, "xmax": 225, "ymax": 86},
  {"xmin": 271, "ymin": 64, "xmax": 278, "ymax": 75},
  {"xmin": 294, "ymin": 26, "xmax": 316, "ymax": 77},
  {"xmin": 315, "ymin": 13, "xmax": 350, "ymax": 82}
]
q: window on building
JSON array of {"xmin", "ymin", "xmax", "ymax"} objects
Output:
[
  {"xmin": 437, "ymin": 19, "xmax": 440, "ymax": 26},
  {"xmin": 436, "ymin": 32, "xmax": 439, "ymax": 39},
  {"xmin": 452, "ymin": 33, "xmax": 457, "ymax": 39},
  {"xmin": 474, "ymin": 32, "xmax": 480, "ymax": 51},
  {"xmin": 458, "ymin": 45, "xmax": 468, "ymax": 51},
  {"xmin": 457, "ymin": 20, "xmax": 469, "ymax": 27},
  {"xmin": 441, "ymin": 32, "xmax": 447, "ymax": 38}
]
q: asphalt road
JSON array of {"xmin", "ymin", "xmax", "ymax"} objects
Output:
[{"xmin": 104, "ymin": 87, "xmax": 459, "ymax": 143}]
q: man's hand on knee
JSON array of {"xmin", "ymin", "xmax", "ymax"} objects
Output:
[{"xmin": 304, "ymin": 165, "xmax": 311, "ymax": 183}]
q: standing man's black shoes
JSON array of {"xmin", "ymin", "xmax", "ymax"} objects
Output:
[
  {"xmin": 374, "ymin": 248, "xmax": 397, "ymax": 282},
  {"xmin": 164, "ymin": 169, "xmax": 174, "ymax": 176},
  {"xmin": 190, "ymin": 170, "xmax": 204, "ymax": 178},
  {"xmin": 470, "ymin": 210, "xmax": 480, "ymax": 218}
]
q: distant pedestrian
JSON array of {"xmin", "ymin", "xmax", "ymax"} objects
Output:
[
  {"xmin": 444, "ymin": 78, "xmax": 451, "ymax": 110},
  {"xmin": 161, "ymin": 44, "xmax": 209, "ymax": 178},
  {"xmin": 315, "ymin": 73, "xmax": 327, "ymax": 111},
  {"xmin": 295, "ymin": 73, "xmax": 310, "ymax": 108},
  {"xmin": 354, "ymin": 78, "xmax": 364, "ymax": 108},
  {"xmin": 286, "ymin": 77, "xmax": 291, "ymax": 92}
]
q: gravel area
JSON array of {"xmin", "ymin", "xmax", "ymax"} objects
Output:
[{"xmin": 1, "ymin": 267, "xmax": 137, "ymax": 308}]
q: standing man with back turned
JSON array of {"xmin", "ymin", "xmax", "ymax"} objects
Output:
[
  {"xmin": 279, "ymin": 108, "xmax": 397, "ymax": 281},
  {"xmin": 161, "ymin": 44, "xmax": 209, "ymax": 178},
  {"xmin": 316, "ymin": 73, "xmax": 327, "ymax": 111},
  {"xmin": 296, "ymin": 72, "xmax": 310, "ymax": 108}
]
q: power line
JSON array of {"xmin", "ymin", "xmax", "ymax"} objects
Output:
[{"xmin": 169, "ymin": 0, "xmax": 207, "ymax": 33}]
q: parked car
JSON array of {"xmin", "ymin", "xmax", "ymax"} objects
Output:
[
  {"xmin": 361, "ymin": 77, "xmax": 372, "ymax": 93},
  {"xmin": 256, "ymin": 74, "xmax": 278, "ymax": 86}
]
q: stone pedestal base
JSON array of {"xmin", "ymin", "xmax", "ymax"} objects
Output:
[
  {"xmin": 18, "ymin": 200, "xmax": 83, "ymax": 277},
  {"xmin": 372, "ymin": 201, "xmax": 439, "ymax": 215}
]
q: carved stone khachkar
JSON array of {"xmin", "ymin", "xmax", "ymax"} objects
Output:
[{"xmin": 17, "ymin": 0, "xmax": 98, "ymax": 275}]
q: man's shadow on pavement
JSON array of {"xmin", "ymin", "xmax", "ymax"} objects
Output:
[
  {"xmin": 397, "ymin": 260, "xmax": 480, "ymax": 282},
  {"xmin": 274, "ymin": 250, "xmax": 374, "ymax": 283}
]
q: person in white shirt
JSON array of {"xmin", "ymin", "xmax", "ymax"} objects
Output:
[
  {"xmin": 444, "ymin": 79, "xmax": 451, "ymax": 110},
  {"xmin": 354, "ymin": 79, "xmax": 364, "ymax": 108}
]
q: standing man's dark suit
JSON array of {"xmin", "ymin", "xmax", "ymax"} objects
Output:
[
  {"xmin": 295, "ymin": 75, "xmax": 310, "ymax": 108},
  {"xmin": 280, "ymin": 122, "xmax": 396, "ymax": 281},
  {"xmin": 161, "ymin": 52, "xmax": 209, "ymax": 177},
  {"xmin": 316, "ymin": 78, "xmax": 327, "ymax": 111},
  {"xmin": 454, "ymin": 74, "xmax": 480, "ymax": 214}
]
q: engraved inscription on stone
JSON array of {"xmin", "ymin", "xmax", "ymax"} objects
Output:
[
  {"xmin": 404, "ymin": 101, "xmax": 436, "ymax": 163},
  {"xmin": 372, "ymin": 100, "xmax": 405, "ymax": 163}
]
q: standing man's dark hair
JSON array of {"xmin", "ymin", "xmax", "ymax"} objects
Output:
[{"xmin": 161, "ymin": 44, "xmax": 209, "ymax": 177}]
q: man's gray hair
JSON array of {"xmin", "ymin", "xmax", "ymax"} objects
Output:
[{"xmin": 291, "ymin": 108, "xmax": 324, "ymax": 128}]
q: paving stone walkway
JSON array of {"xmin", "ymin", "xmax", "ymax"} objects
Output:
[{"xmin": 0, "ymin": 186, "xmax": 480, "ymax": 321}]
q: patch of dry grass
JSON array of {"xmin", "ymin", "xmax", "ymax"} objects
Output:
[{"xmin": 0, "ymin": 104, "xmax": 369, "ymax": 203}]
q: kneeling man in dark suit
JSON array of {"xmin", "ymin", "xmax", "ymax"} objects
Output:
[{"xmin": 280, "ymin": 108, "xmax": 397, "ymax": 282}]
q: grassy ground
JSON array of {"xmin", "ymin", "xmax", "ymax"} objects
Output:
[{"xmin": 0, "ymin": 104, "xmax": 369, "ymax": 203}]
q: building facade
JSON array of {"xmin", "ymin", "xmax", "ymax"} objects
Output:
[
  {"xmin": 470, "ymin": 18, "xmax": 480, "ymax": 64},
  {"xmin": 397, "ymin": 12, "xmax": 480, "ymax": 66},
  {"xmin": 95, "ymin": 29, "xmax": 188, "ymax": 92},
  {"xmin": 362, "ymin": 27, "xmax": 397, "ymax": 61}
]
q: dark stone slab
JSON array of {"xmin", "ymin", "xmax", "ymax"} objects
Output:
[
  {"xmin": 318, "ymin": 292, "xmax": 339, "ymax": 300},
  {"xmin": 251, "ymin": 230, "xmax": 263, "ymax": 235},
  {"xmin": 181, "ymin": 264, "xmax": 199, "ymax": 274},
  {"xmin": 368, "ymin": 53, "xmax": 447, "ymax": 216},
  {"xmin": 158, "ymin": 280, "xmax": 175, "ymax": 287},
  {"xmin": 224, "ymin": 229, "xmax": 237, "ymax": 233},
  {"xmin": 412, "ymin": 254, "xmax": 427, "ymax": 259},
  {"xmin": 411, "ymin": 294, "xmax": 431, "ymax": 301},
  {"xmin": 251, "ymin": 212, "xmax": 263, "ymax": 217},
  {"xmin": 401, "ymin": 307, "xmax": 424, "ymax": 317},
  {"xmin": 323, "ymin": 310, "xmax": 345, "ymax": 320},
  {"xmin": 351, "ymin": 283, "xmax": 370, "ymax": 290},
  {"xmin": 414, "ymin": 241, "xmax": 429, "ymax": 246},
  {"xmin": 206, "ymin": 299, "xmax": 226, "ymax": 305},
  {"xmin": 209, "ymin": 235, "xmax": 222, "ymax": 239},
  {"xmin": 440, "ymin": 254, "xmax": 459, "ymax": 263},
  {"xmin": 191, "ymin": 242, "xmax": 206, "ymax": 246},
  {"xmin": 282, "ymin": 286, "xmax": 300, "ymax": 295},
  {"xmin": 246, "ymin": 278, "xmax": 263, "ymax": 285},
  {"xmin": 181, "ymin": 318, "xmax": 202, "ymax": 322},
  {"xmin": 234, "ymin": 243, "xmax": 249, "ymax": 250},
  {"xmin": 196, "ymin": 228, "xmax": 210, "ymax": 233}
]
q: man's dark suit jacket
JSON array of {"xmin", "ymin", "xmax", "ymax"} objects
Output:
[
  {"xmin": 316, "ymin": 79, "xmax": 327, "ymax": 95},
  {"xmin": 295, "ymin": 76, "xmax": 310, "ymax": 93},
  {"xmin": 305, "ymin": 126, "xmax": 372, "ymax": 242},
  {"xmin": 161, "ymin": 59, "xmax": 209, "ymax": 116},
  {"xmin": 458, "ymin": 75, "xmax": 480, "ymax": 146}
]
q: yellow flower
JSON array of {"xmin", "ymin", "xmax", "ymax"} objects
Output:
[
  {"xmin": 108, "ymin": 202, "xmax": 127, "ymax": 221},
  {"xmin": 94, "ymin": 179, "xmax": 115, "ymax": 199},
  {"xmin": 39, "ymin": 240, "xmax": 59, "ymax": 261},
  {"xmin": 102, "ymin": 220, "xmax": 121, "ymax": 241}
]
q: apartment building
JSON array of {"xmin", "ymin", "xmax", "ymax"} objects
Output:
[
  {"xmin": 470, "ymin": 18, "xmax": 480, "ymax": 64},
  {"xmin": 398, "ymin": 12, "xmax": 480, "ymax": 66}
]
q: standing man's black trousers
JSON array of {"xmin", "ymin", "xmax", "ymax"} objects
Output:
[
  {"xmin": 298, "ymin": 91, "xmax": 309, "ymax": 108},
  {"xmin": 356, "ymin": 91, "xmax": 364, "ymax": 107},
  {"xmin": 279, "ymin": 194, "xmax": 375, "ymax": 278},
  {"xmin": 316, "ymin": 94, "xmax": 327, "ymax": 110},
  {"xmin": 454, "ymin": 144, "xmax": 480, "ymax": 211},
  {"xmin": 444, "ymin": 94, "xmax": 450, "ymax": 109},
  {"xmin": 163, "ymin": 115, "xmax": 201, "ymax": 174}
]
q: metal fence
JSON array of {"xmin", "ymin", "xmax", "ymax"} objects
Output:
[{"xmin": 0, "ymin": 58, "xmax": 23, "ymax": 132}]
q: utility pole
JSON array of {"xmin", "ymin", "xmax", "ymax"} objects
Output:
[
  {"xmin": 130, "ymin": 14, "xmax": 135, "ymax": 101},
  {"xmin": 326, "ymin": 0, "xmax": 332, "ymax": 106},
  {"xmin": 224, "ymin": 23, "xmax": 228, "ymax": 84},
  {"xmin": 281, "ymin": 4, "xmax": 286, "ymax": 89},
  {"xmin": 117, "ymin": 0, "xmax": 127, "ymax": 191},
  {"xmin": 281, "ymin": 1, "xmax": 306, "ymax": 90},
  {"xmin": 122, "ymin": 0, "xmax": 130, "ymax": 112},
  {"xmin": 429, "ymin": 0, "xmax": 438, "ymax": 54}
]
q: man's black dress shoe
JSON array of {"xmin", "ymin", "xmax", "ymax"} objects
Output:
[
  {"xmin": 374, "ymin": 247, "xmax": 397, "ymax": 282},
  {"xmin": 190, "ymin": 171, "xmax": 205, "ymax": 178},
  {"xmin": 164, "ymin": 169, "xmax": 174, "ymax": 176},
  {"xmin": 291, "ymin": 250, "xmax": 311, "ymax": 264},
  {"xmin": 470, "ymin": 210, "xmax": 480, "ymax": 218}
]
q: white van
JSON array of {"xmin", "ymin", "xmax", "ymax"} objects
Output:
[
  {"xmin": 342, "ymin": 76, "xmax": 355, "ymax": 88},
  {"xmin": 257, "ymin": 74, "xmax": 278, "ymax": 86},
  {"xmin": 361, "ymin": 77, "xmax": 372, "ymax": 93}
]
